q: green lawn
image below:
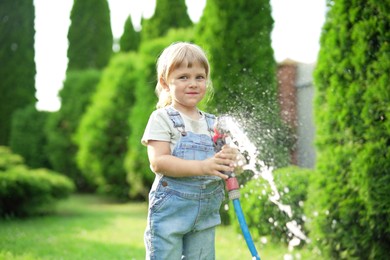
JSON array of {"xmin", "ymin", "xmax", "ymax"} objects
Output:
[{"xmin": 0, "ymin": 195, "xmax": 320, "ymax": 260}]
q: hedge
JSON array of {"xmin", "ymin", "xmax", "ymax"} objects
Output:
[{"xmin": 0, "ymin": 146, "xmax": 75, "ymax": 217}]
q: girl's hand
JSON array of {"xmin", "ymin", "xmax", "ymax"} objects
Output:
[
  {"xmin": 200, "ymin": 145, "xmax": 246, "ymax": 179},
  {"xmin": 217, "ymin": 145, "xmax": 246, "ymax": 175}
]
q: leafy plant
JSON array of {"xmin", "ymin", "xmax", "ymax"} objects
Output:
[{"xmin": 0, "ymin": 146, "xmax": 74, "ymax": 217}]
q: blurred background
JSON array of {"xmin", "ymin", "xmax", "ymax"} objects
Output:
[{"xmin": 1, "ymin": 0, "xmax": 388, "ymax": 259}]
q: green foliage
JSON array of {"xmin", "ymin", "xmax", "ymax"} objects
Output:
[
  {"xmin": 232, "ymin": 166, "xmax": 312, "ymax": 246},
  {"xmin": 119, "ymin": 16, "xmax": 140, "ymax": 52},
  {"xmin": 0, "ymin": 0, "xmax": 36, "ymax": 145},
  {"xmin": 0, "ymin": 146, "xmax": 24, "ymax": 170},
  {"xmin": 141, "ymin": 0, "xmax": 192, "ymax": 41},
  {"xmin": 9, "ymin": 105, "xmax": 50, "ymax": 169},
  {"xmin": 75, "ymin": 53, "xmax": 138, "ymax": 199},
  {"xmin": 67, "ymin": 0, "xmax": 113, "ymax": 71},
  {"xmin": 45, "ymin": 70, "xmax": 101, "ymax": 191},
  {"xmin": 308, "ymin": 1, "xmax": 390, "ymax": 258},
  {"xmin": 0, "ymin": 146, "xmax": 74, "ymax": 217},
  {"xmin": 195, "ymin": 0, "xmax": 291, "ymax": 168},
  {"xmin": 125, "ymin": 29, "xmax": 194, "ymax": 199}
]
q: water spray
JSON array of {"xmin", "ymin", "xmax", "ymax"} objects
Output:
[
  {"xmin": 214, "ymin": 115, "xmax": 309, "ymax": 258},
  {"xmin": 213, "ymin": 116, "xmax": 261, "ymax": 260}
]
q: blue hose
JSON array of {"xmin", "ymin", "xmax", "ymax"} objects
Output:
[{"xmin": 232, "ymin": 199, "xmax": 261, "ymax": 260}]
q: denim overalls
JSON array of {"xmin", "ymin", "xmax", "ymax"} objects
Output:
[{"xmin": 144, "ymin": 107, "xmax": 225, "ymax": 260}]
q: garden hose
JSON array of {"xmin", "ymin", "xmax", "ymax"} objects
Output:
[{"xmin": 213, "ymin": 119, "xmax": 261, "ymax": 260}]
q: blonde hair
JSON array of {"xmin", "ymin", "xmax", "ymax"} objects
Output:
[{"xmin": 155, "ymin": 42, "xmax": 212, "ymax": 108}]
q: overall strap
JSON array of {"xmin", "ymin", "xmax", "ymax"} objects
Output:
[
  {"xmin": 165, "ymin": 107, "xmax": 187, "ymax": 136},
  {"xmin": 203, "ymin": 112, "xmax": 216, "ymax": 134}
]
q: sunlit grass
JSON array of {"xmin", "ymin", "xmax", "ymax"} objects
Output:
[{"xmin": 0, "ymin": 194, "xmax": 321, "ymax": 260}]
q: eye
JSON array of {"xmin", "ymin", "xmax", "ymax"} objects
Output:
[
  {"xmin": 179, "ymin": 75, "xmax": 188, "ymax": 80},
  {"xmin": 196, "ymin": 75, "xmax": 206, "ymax": 81}
]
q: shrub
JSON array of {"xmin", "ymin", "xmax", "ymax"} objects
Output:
[
  {"xmin": 10, "ymin": 104, "xmax": 51, "ymax": 169},
  {"xmin": 229, "ymin": 166, "xmax": 312, "ymax": 246},
  {"xmin": 45, "ymin": 69, "xmax": 101, "ymax": 191},
  {"xmin": 0, "ymin": 146, "xmax": 75, "ymax": 217},
  {"xmin": 310, "ymin": 1, "xmax": 390, "ymax": 258},
  {"xmin": 75, "ymin": 53, "xmax": 138, "ymax": 200},
  {"xmin": 0, "ymin": 146, "xmax": 24, "ymax": 170}
]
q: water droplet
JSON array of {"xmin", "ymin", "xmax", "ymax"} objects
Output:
[{"xmin": 11, "ymin": 43, "xmax": 18, "ymax": 51}]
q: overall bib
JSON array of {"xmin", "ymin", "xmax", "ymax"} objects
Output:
[{"xmin": 145, "ymin": 107, "xmax": 225, "ymax": 260}]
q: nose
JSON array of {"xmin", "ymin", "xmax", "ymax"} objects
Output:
[{"xmin": 189, "ymin": 78, "xmax": 197, "ymax": 87}]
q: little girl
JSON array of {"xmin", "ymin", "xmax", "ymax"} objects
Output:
[{"xmin": 142, "ymin": 42, "xmax": 240, "ymax": 259}]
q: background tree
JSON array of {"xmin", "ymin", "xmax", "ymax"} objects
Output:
[
  {"xmin": 196, "ymin": 0, "xmax": 291, "ymax": 168},
  {"xmin": 9, "ymin": 105, "xmax": 50, "ymax": 169},
  {"xmin": 45, "ymin": 0, "xmax": 113, "ymax": 191},
  {"xmin": 119, "ymin": 16, "xmax": 140, "ymax": 52},
  {"xmin": 75, "ymin": 53, "xmax": 138, "ymax": 199},
  {"xmin": 307, "ymin": 1, "xmax": 390, "ymax": 258},
  {"xmin": 0, "ymin": 0, "xmax": 36, "ymax": 145},
  {"xmin": 45, "ymin": 70, "xmax": 101, "ymax": 191},
  {"xmin": 67, "ymin": 0, "xmax": 113, "ymax": 71},
  {"xmin": 141, "ymin": 0, "xmax": 192, "ymax": 41}
]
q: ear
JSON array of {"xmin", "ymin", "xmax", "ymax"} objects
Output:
[{"xmin": 160, "ymin": 77, "xmax": 170, "ymax": 92}]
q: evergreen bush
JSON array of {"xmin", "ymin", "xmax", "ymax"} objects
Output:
[
  {"xmin": 119, "ymin": 16, "xmax": 140, "ymax": 52},
  {"xmin": 45, "ymin": 69, "xmax": 101, "ymax": 191},
  {"xmin": 67, "ymin": 0, "xmax": 112, "ymax": 71},
  {"xmin": 0, "ymin": 146, "xmax": 74, "ymax": 217},
  {"xmin": 75, "ymin": 53, "xmax": 138, "ymax": 200},
  {"xmin": 141, "ymin": 0, "xmax": 192, "ymax": 41},
  {"xmin": 9, "ymin": 105, "xmax": 51, "ymax": 169},
  {"xmin": 308, "ymin": 1, "xmax": 390, "ymax": 258}
]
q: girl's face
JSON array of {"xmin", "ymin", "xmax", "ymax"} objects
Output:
[{"xmin": 162, "ymin": 61, "xmax": 207, "ymax": 111}]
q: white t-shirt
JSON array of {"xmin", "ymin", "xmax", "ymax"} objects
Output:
[{"xmin": 142, "ymin": 106, "xmax": 211, "ymax": 152}]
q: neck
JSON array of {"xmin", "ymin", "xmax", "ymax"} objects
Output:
[{"xmin": 173, "ymin": 105, "xmax": 201, "ymax": 120}]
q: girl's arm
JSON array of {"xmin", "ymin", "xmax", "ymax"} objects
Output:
[{"xmin": 147, "ymin": 140, "xmax": 238, "ymax": 180}]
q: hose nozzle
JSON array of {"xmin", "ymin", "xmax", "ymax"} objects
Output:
[
  {"xmin": 213, "ymin": 116, "xmax": 235, "ymax": 178},
  {"xmin": 213, "ymin": 115, "xmax": 232, "ymax": 152}
]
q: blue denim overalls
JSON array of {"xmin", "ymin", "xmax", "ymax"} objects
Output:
[{"xmin": 144, "ymin": 107, "xmax": 225, "ymax": 260}]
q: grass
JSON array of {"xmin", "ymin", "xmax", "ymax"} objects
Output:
[{"xmin": 0, "ymin": 194, "xmax": 321, "ymax": 260}]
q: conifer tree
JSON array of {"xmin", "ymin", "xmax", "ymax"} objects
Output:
[
  {"xmin": 46, "ymin": 0, "xmax": 113, "ymax": 190},
  {"xmin": 119, "ymin": 16, "xmax": 140, "ymax": 52},
  {"xmin": 196, "ymin": 0, "xmax": 290, "ymax": 167},
  {"xmin": 0, "ymin": 0, "xmax": 36, "ymax": 144},
  {"xmin": 75, "ymin": 54, "xmax": 138, "ymax": 199},
  {"xmin": 45, "ymin": 70, "xmax": 101, "ymax": 191},
  {"xmin": 67, "ymin": 0, "xmax": 113, "ymax": 71},
  {"xmin": 141, "ymin": 0, "xmax": 192, "ymax": 41},
  {"xmin": 308, "ymin": 1, "xmax": 390, "ymax": 258}
]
